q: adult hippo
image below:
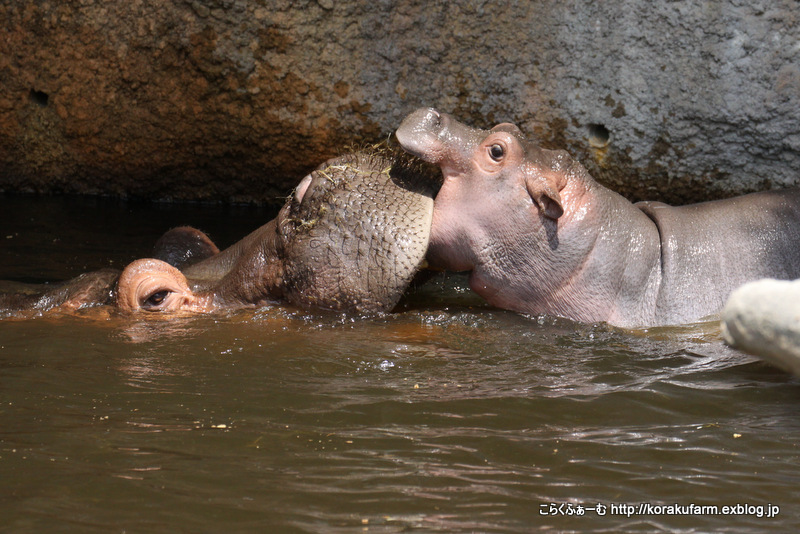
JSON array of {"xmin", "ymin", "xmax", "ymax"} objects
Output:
[
  {"xmin": 0, "ymin": 227, "xmax": 219, "ymax": 317},
  {"xmin": 395, "ymin": 108, "xmax": 800, "ymax": 328},
  {"xmin": 0, "ymin": 147, "xmax": 438, "ymax": 317}
]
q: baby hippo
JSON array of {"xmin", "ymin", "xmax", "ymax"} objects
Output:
[{"xmin": 396, "ymin": 108, "xmax": 800, "ymax": 327}]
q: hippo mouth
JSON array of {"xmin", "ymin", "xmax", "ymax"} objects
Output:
[{"xmin": 277, "ymin": 145, "xmax": 441, "ymax": 313}]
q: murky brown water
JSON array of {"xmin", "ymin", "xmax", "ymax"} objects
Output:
[{"xmin": 1, "ymin": 196, "xmax": 798, "ymax": 532}]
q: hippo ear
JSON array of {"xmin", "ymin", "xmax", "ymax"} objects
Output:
[{"xmin": 525, "ymin": 175, "xmax": 564, "ymax": 220}]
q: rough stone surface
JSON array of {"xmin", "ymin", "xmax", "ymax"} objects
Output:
[
  {"xmin": 2, "ymin": 1, "xmax": 799, "ymax": 204},
  {"xmin": 722, "ymin": 278, "xmax": 800, "ymax": 376}
]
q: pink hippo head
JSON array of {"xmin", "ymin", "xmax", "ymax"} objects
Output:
[{"xmin": 395, "ymin": 108, "xmax": 660, "ymax": 324}]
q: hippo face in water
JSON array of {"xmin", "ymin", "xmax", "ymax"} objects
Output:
[
  {"xmin": 115, "ymin": 147, "xmax": 439, "ymax": 315},
  {"xmin": 1, "ymin": 147, "xmax": 438, "ymax": 318}
]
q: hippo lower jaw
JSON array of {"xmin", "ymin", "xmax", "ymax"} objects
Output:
[
  {"xmin": 276, "ymin": 147, "xmax": 438, "ymax": 313},
  {"xmin": 423, "ymin": 203, "xmax": 477, "ymax": 274}
]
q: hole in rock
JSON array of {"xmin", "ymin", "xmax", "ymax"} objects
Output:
[
  {"xmin": 29, "ymin": 89, "xmax": 49, "ymax": 107},
  {"xmin": 588, "ymin": 123, "xmax": 610, "ymax": 148}
]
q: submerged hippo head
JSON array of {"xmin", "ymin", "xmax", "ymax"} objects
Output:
[{"xmin": 115, "ymin": 146, "xmax": 440, "ymax": 315}]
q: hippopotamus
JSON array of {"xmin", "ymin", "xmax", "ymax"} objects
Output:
[
  {"xmin": 0, "ymin": 147, "xmax": 438, "ymax": 318},
  {"xmin": 395, "ymin": 107, "xmax": 800, "ymax": 328},
  {"xmin": 0, "ymin": 226, "xmax": 220, "ymax": 317}
]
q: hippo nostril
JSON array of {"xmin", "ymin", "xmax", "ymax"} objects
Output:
[{"xmin": 426, "ymin": 108, "xmax": 441, "ymax": 127}]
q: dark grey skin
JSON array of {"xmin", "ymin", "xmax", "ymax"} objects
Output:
[
  {"xmin": 396, "ymin": 107, "xmax": 800, "ymax": 327},
  {"xmin": 152, "ymin": 226, "xmax": 221, "ymax": 270},
  {"xmin": 1, "ymin": 147, "xmax": 438, "ymax": 317}
]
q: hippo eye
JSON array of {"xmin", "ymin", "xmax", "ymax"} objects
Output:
[
  {"xmin": 489, "ymin": 144, "xmax": 505, "ymax": 161},
  {"xmin": 142, "ymin": 290, "xmax": 169, "ymax": 310}
]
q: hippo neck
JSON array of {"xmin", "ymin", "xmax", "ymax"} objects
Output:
[
  {"xmin": 182, "ymin": 227, "xmax": 263, "ymax": 287},
  {"xmin": 187, "ymin": 218, "xmax": 286, "ymax": 307},
  {"xmin": 555, "ymin": 178, "xmax": 664, "ymax": 326}
]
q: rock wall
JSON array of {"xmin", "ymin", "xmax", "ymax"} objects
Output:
[{"xmin": 2, "ymin": 0, "xmax": 799, "ymax": 204}]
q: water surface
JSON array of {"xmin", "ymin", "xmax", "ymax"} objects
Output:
[{"xmin": 1, "ymin": 196, "xmax": 798, "ymax": 532}]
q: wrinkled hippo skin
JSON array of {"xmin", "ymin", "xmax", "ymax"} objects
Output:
[
  {"xmin": 396, "ymin": 108, "xmax": 800, "ymax": 327},
  {"xmin": 116, "ymin": 147, "xmax": 437, "ymax": 314},
  {"xmin": 721, "ymin": 279, "xmax": 800, "ymax": 376},
  {"xmin": 1, "ymin": 147, "xmax": 437, "ymax": 317}
]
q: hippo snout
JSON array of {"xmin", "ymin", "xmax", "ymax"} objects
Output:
[
  {"xmin": 407, "ymin": 107, "xmax": 443, "ymax": 131},
  {"xmin": 396, "ymin": 108, "xmax": 447, "ymax": 163},
  {"xmin": 396, "ymin": 107, "xmax": 489, "ymax": 169}
]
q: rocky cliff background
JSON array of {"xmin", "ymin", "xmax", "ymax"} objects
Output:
[{"xmin": 2, "ymin": 0, "xmax": 799, "ymax": 204}]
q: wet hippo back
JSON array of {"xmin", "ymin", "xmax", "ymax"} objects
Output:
[
  {"xmin": 637, "ymin": 188, "xmax": 800, "ymax": 324},
  {"xmin": 0, "ymin": 269, "xmax": 119, "ymax": 317},
  {"xmin": 278, "ymin": 147, "xmax": 440, "ymax": 313}
]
